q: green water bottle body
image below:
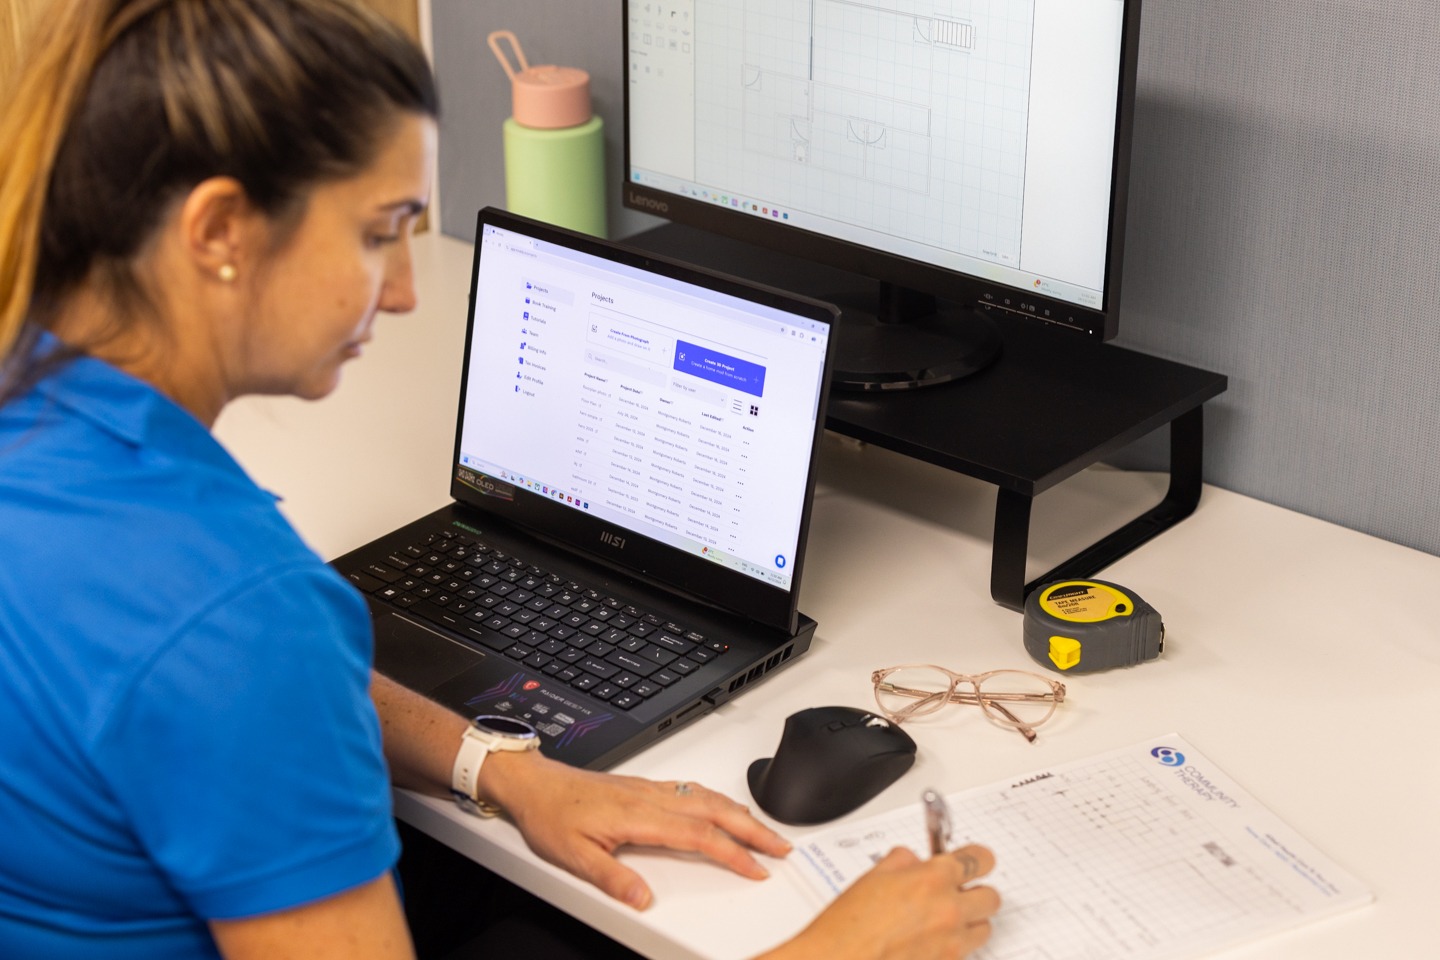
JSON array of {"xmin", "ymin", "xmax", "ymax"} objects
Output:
[{"xmin": 502, "ymin": 115, "xmax": 606, "ymax": 238}]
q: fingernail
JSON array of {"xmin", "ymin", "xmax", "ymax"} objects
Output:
[{"xmin": 627, "ymin": 884, "xmax": 652, "ymax": 910}]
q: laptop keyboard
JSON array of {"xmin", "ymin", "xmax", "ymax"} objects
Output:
[{"xmin": 344, "ymin": 528, "xmax": 728, "ymax": 711}]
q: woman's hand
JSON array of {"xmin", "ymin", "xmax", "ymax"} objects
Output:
[
  {"xmin": 760, "ymin": 845, "xmax": 1000, "ymax": 960},
  {"xmin": 481, "ymin": 750, "xmax": 792, "ymax": 910}
]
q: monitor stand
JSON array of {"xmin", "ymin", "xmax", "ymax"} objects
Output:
[
  {"xmin": 624, "ymin": 222, "xmax": 1228, "ymax": 610},
  {"xmin": 828, "ymin": 283, "xmax": 1001, "ymax": 392}
]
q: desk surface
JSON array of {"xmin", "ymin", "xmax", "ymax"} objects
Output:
[{"xmin": 216, "ymin": 231, "xmax": 1440, "ymax": 960}]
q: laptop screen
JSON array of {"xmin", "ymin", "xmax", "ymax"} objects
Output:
[{"xmin": 452, "ymin": 211, "xmax": 834, "ymax": 625}]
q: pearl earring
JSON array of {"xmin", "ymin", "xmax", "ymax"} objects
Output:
[{"xmin": 218, "ymin": 263, "xmax": 237, "ymax": 282}]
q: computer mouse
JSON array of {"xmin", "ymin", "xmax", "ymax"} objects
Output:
[{"xmin": 747, "ymin": 705, "xmax": 917, "ymax": 825}]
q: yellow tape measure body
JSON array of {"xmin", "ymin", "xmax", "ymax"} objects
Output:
[{"xmin": 1022, "ymin": 580, "xmax": 1164, "ymax": 674}]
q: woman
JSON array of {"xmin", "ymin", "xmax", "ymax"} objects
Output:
[{"xmin": 0, "ymin": 1, "xmax": 999, "ymax": 958}]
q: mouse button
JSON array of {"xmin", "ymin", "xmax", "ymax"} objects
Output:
[{"xmin": 825, "ymin": 719, "xmax": 846, "ymax": 731}]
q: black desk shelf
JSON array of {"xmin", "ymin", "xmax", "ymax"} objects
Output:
[
  {"xmin": 628, "ymin": 225, "xmax": 1228, "ymax": 611},
  {"xmin": 825, "ymin": 321, "xmax": 1224, "ymax": 609}
]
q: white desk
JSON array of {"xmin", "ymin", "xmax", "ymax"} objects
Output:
[{"xmin": 216, "ymin": 231, "xmax": 1440, "ymax": 960}]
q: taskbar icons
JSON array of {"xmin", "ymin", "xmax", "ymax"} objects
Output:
[
  {"xmin": 678, "ymin": 183, "xmax": 790, "ymax": 221},
  {"xmin": 699, "ymin": 544, "xmax": 791, "ymax": 589},
  {"xmin": 631, "ymin": 172, "xmax": 792, "ymax": 222},
  {"xmin": 460, "ymin": 458, "xmax": 591, "ymax": 512}
]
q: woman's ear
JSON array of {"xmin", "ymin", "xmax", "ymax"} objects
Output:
[{"xmin": 177, "ymin": 177, "xmax": 254, "ymax": 284}]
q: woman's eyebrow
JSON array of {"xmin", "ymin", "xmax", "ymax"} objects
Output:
[{"xmin": 376, "ymin": 199, "xmax": 426, "ymax": 217}]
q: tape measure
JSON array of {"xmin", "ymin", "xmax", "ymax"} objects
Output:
[{"xmin": 1022, "ymin": 579, "xmax": 1164, "ymax": 674}]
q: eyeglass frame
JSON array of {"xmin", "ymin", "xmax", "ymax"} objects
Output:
[{"xmin": 870, "ymin": 664, "xmax": 1066, "ymax": 742}]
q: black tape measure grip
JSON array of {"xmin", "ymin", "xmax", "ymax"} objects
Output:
[{"xmin": 1022, "ymin": 580, "xmax": 1164, "ymax": 674}]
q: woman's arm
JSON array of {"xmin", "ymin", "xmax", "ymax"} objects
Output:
[{"xmin": 211, "ymin": 873, "xmax": 413, "ymax": 960}]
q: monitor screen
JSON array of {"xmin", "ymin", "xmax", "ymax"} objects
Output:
[{"xmin": 623, "ymin": 0, "xmax": 1142, "ymax": 387}]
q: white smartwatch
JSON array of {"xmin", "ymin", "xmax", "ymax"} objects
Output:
[{"xmin": 450, "ymin": 714, "xmax": 541, "ymax": 817}]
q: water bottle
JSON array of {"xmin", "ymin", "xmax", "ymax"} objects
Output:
[{"xmin": 488, "ymin": 30, "xmax": 606, "ymax": 238}]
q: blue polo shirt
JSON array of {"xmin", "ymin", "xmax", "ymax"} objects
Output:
[{"xmin": 0, "ymin": 340, "xmax": 399, "ymax": 958}]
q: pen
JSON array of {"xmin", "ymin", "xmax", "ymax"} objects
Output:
[{"xmin": 922, "ymin": 788, "xmax": 951, "ymax": 857}]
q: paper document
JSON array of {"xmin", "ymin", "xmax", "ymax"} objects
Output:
[{"xmin": 790, "ymin": 734, "xmax": 1371, "ymax": 959}]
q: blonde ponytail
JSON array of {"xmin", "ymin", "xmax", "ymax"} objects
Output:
[{"xmin": 0, "ymin": 0, "xmax": 107, "ymax": 367}]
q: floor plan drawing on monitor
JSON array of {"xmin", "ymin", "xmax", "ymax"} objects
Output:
[{"xmin": 713, "ymin": 0, "xmax": 1037, "ymax": 265}]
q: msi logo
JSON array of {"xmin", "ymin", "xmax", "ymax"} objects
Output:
[{"xmin": 600, "ymin": 530, "xmax": 627, "ymax": 550}]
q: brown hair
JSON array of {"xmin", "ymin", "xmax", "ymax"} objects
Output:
[{"xmin": 0, "ymin": 0, "xmax": 438, "ymax": 403}]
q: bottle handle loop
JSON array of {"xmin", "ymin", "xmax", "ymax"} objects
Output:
[{"xmin": 487, "ymin": 30, "xmax": 529, "ymax": 81}]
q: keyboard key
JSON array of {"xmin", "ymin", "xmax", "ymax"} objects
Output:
[
  {"xmin": 631, "ymin": 680, "xmax": 661, "ymax": 699},
  {"xmin": 641, "ymin": 647, "xmax": 677, "ymax": 666},
  {"xmin": 571, "ymin": 674, "xmax": 600, "ymax": 692},
  {"xmin": 606, "ymin": 650, "xmax": 659, "ymax": 676},
  {"xmin": 669, "ymin": 658, "xmax": 697, "ymax": 676},
  {"xmin": 590, "ymin": 683, "xmax": 620, "ymax": 702},
  {"xmin": 652, "ymin": 633, "xmax": 693, "ymax": 654},
  {"xmin": 651, "ymin": 669, "xmax": 679, "ymax": 686},
  {"xmin": 579, "ymin": 658, "xmax": 618, "ymax": 679},
  {"xmin": 611, "ymin": 692, "xmax": 641, "ymax": 710},
  {"xmin": 362, "ymin": 563, "xmax": 403, "ymax": 584}
]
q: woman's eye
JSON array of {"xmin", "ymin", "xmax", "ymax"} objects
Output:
[{"xmin": 366, "ymin": 233, "xmax": 402, "ymax": 248}]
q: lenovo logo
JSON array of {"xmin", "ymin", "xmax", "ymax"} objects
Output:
[
  {"xmin": 600, "ymin": 530, "xmax": 627, "ymax": 550},
  {"xmin": 627, "ymin": 190, "xmax": 670, "ymax": 214}
]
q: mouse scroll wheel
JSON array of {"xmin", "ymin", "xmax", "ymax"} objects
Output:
[{"xmin": 864, "ymin": 716, "xmax": 891, "ymax": 729}]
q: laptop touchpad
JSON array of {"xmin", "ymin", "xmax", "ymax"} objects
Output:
[{"xmin": 372, "ymin": 611, "xmax": 484, "ymax": 692}]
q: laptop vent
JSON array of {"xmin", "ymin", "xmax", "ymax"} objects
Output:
[{"xmin": 727, "ymin": 644, "xmax": 794, "ymax": 695}]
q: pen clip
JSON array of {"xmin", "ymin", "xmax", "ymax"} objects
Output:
[{"xmin": 922, "ymin": 788, "xmax": 952, "ymax": 857}]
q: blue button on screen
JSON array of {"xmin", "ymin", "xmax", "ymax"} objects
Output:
[{"xmin": 673, "ymin": 341, "xmax": 767, "ymax": 398}]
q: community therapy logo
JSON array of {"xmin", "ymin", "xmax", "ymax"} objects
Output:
[{"xmin": 1151, "ymin": 746, "xmax": 1186, "ymax": 767}]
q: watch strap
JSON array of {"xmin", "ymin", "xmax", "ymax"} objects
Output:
[{"xmin": 451, "ymin": 728, "xmax": 501, "ymax": 818}]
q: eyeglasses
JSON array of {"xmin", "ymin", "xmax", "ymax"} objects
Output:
[{"xmin": 871, "ymin": 665, "xmax": 1066, "ymax": 742}]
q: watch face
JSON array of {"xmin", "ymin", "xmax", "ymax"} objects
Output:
[{"xmin": 475, "ymin": 715, "xmax": 536, "ymax": 738}]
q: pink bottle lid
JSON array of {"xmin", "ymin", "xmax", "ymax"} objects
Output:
[{"xmin": 488, "ymin": 30, "xmax": 592, "ymax": 130}]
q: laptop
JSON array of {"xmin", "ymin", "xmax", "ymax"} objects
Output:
[{"xmin": 333, "ymin": 208, "xmax": 838, "ymax": 770}]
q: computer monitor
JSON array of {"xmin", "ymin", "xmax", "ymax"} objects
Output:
[{"xmin": 623, "ymin": 0, "xmax": 1142, "ymax": 390}]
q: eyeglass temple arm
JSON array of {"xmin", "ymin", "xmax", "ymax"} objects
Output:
[{"xmin": 980, "ymin": 697, "xmax": 1039, "ymax": 742}]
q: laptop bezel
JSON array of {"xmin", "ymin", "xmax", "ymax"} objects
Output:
[{"xmin": 448, "ymin": 208, "xmax": 839, "ymax": 634}]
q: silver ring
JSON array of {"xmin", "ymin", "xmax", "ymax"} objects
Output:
[{"xmin": 675, "ymin": 781, "xmax": 693, "ymax": 797}]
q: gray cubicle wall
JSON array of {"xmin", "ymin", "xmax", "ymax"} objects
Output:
[{"xmin": 432, "ymin": 0, "xmax": 1440, "ymax": 557}]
